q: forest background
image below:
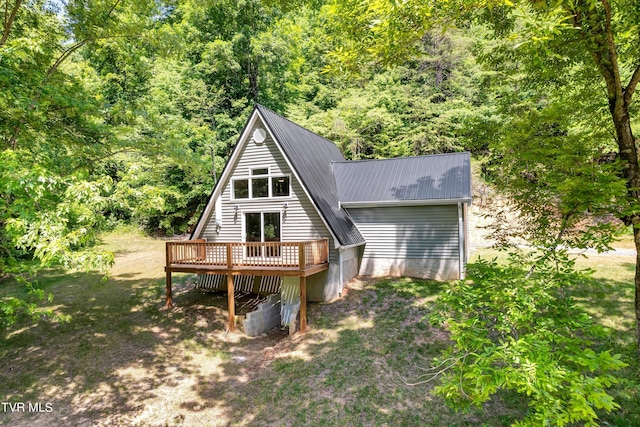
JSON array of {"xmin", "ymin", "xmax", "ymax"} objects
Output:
[{"xmin": 3, "ymin": 0, "xmax": 640, "ymax": 327}]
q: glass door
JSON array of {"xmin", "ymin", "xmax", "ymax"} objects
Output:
[
  {"xmin": 245, "ymin": 212, "xmax": 281, "ymax": 257},
  {"xmin": 245, "ymin": 213, "xmax": 262, "ymax": 257},
  {"xmin": 263, "ymin": 212, "xmax": 281, "ymax": 257}
]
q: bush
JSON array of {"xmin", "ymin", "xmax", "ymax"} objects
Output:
[{"xmin": 429, "ymin": 251, "xmax": 626, "ymax": 426}]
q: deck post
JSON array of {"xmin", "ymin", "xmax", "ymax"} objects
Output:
[
  {"xmin": 165, "ymin": 271, "xmax": 173, "ymax": 308},
  {"xmin": 299, "ymin": 276, "xmax": 307, "ymax": 333},
  {"xmin": 298, "ymin": 242, "xmax": 305, "ymax": 271},
  {"xmin": 323, "ymin": 238, "xmax": 329, "ymax": 264},
  {"xmin": 227, "ymin": 274, "xmax": 235, "ymax": 332}
]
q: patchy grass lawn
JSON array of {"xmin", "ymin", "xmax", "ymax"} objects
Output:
[
  {"xmin": 611, "ymin": 227, "xmax": 636, "ymax": 250},
  {"xmin": 1, "ymin": 232, "xmax": 639, "ymax": 426}
]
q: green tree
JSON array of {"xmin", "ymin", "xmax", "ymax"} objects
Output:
[
  {"xmin": 323, "ymin": 0, "xmax": 638, "ymax": 422},
  {"xmin": 292, "ymin": 26, "xmax": 493, "ymax": 159},
  {"xmin": 0, "ymin": 0, "xmax": 160, "ymax": 326}
]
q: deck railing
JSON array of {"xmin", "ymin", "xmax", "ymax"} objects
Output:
[{"xmin": 166, "ymin": 239, "xmax": 329, "ymax": 270}]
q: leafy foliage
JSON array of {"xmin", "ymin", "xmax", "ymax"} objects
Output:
[
  {"xmin": 0, "ymin": 277, "xmax": 55, "ymax": 330},
  {"xmin": 430, "ymin": 252, "xmax": 627, "ymax": 426},
  {"xmin": 323, "ymin": 0, "xmax": 640, "ymax": 356},
  {"xmin": 0, "ymin": 0, "xmax": 160, "ymax": 327},
  {"xmin": 293, "ymin": 28, "xmax": 494, "ymax": 159}
]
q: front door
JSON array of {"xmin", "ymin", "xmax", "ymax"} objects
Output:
[{"xmin": 245, "ymin": 212, "xmax": 281, "ymax": 257}]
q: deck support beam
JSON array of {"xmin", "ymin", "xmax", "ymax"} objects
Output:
[
  {"xmin": 227, "ymin": 274, "xmax": 235, "ymax": 332},
  {"xmin": 165, "ymin": 271, "xmax": 173, "ymax": 308},
  {"xmin": 300, "ymin": 276, "xmax": 307, "ymax": 333},
  {"xmin": 165, "ymin": 239, "xmax": 330, "ymax": 332}
]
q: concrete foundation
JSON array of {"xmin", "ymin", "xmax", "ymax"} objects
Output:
[
  {"xmin": 306, "ymin": 245, "xmax": 361, "ymax": 301},
  {"xmin": 358, "ymin": 257, "xmax": 460, "ymax": 280},
  {"xmin": 242, "ymin": 294, "xmax": 281, "ymax": 337},
  {"xmin": 306, "ymin": 269, "xmax": 335, "ymax": 302}
]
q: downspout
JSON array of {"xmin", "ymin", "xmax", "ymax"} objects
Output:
[
  {"xmin": 338, "ymin": 247, "xmax": 344, "ymax": 296},
  {"xmin": 464, "ymin": 203, "xmax": 469, "ymax": 263},
  {"xmin": 458, "ymin": 202, "xmax": 465, "ymax": 280}
]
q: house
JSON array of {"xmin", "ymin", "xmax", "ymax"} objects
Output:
[{"xmin": 164, "ymin": 104, "xmax": 471, "ymax": 334}]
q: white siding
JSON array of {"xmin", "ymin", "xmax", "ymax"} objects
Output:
[
  {"xmin": 199, "ymin": 117, "xmax": 336, "ymax": 262},
  {"xmin": 347, "ymin": 205, "xmax": 459, "ymax": 259}
]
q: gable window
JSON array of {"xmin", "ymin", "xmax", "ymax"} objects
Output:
[
  {"xmin": 272, "ymin": 176, "xmax": 290, "ymax": 197},
  {"xmin": 252, "ymin": 168, "xmax": 268, "ymax": 175},
  {"xmin": 252, "ymin": 177, "xmax": 269, "ymax": 198},
  {"xmin": 233, "ymin": 180, "xmax": 249, "ymax": 199},
  {"xmin": 231, "ymin": 168, "xmax": 291, "ymax": 200}
]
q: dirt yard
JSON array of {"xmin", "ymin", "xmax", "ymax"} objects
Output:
[{"xmin": 0, "ymin": 231, "xmax": 522, "ymax": 426}]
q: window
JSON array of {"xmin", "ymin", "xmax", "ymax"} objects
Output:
[
  {"xmin": 233, "ymin": 179, "xmax": 249, "ymax": 199},
  {"xmin": 252, "ymin": 177, "xmax": 269, "ymax": 198},
  {"xmin": 272, "ymin": 176, "xmax": 290, "ymax": 197},
  {"xmin": 231, "ymin": 169, "xmax": 290, "ymax": 200},
  {"xmin": 252, "ymin": 167, "xmax": 268, "ymax": 175},
  {"xmin": 263, "ymin": 212, "xmax": 281, "ymax": 257}
]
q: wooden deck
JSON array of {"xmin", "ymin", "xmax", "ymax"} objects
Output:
[
  {"xmin": 165, "ymin": 239, "xmax": 329, "ymax": 276},
  {"xmin": 164, "ymin": 239, "xmax": 330, "ymax": 333}
]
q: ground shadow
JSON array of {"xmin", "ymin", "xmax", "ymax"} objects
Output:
[
  {"xmin": 2, "ymin": 254, "xmax": 638, "ymax": 426},
  {"xmin": 178, "ymin": 277, "xmax": 528, "ymax": 426},
  {"xmin": 0, "ymin": 266, "xmax": 286, "ymax": 426}
]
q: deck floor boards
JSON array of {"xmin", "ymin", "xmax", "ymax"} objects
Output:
[{"xmin": 165, "ymin": 263, "xmax": 329, "ymax": 277}]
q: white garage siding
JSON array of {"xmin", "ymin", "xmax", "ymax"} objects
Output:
[{"xmin": 347, "ymin": 205, "xmax": 461, "ymax": 280}]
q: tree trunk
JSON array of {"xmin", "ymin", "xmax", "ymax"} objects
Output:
[
  {"xmin": 567, "ymin": 0, "xmax": 640, "ymax": 356},
  {"xmin": 248, "ymin": 56, "xmax": 258, "ymax": 102},
  {"xmin": 634, "ymin": 227, "xmax": 640, "ymax": 356},
  {"xmin": 609, "ymin": 97, "xmax": 640, "ymax": 356}
]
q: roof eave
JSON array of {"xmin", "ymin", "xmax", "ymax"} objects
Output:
[
  {"xmin": 337, "ymin": 241, "xmax": 367, "ymax": 250},
  {"xmin": 341, "ymin": 198, "xmax": 472, "ymax": 208}
]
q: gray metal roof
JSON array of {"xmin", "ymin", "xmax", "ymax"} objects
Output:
[
  {"xmin": 256, "ymin": 105, "xmax": 365, "ymax": 247},
  {"xmin": 333, "ymin": 153, "xmax": 471, "ymax": 203}
]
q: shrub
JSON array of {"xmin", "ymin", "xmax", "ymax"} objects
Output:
[{"xmin": 429, "ymin": 251, "xmax": 626, "ymax": 426}]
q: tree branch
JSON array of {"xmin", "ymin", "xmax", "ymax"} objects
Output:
[
  {"xmin": 46, "ymin": 39, "xmax": 87, "ymax": 78},
  {"xmin": 86, "ymin": 148, "xmax": 134, "ymax": 164},
  {"xmin": 624, "ymin": 63, "xmax": 640, "ymax": 107},
  {"xmin": 9, "ymin": 30, "xmax": 141, "ymax": 148},
  {"xmin": 600, "ymin": 0, "xmax": 623, "ymax": 99},
  {"xmin": 104, "ymin": 0, "xmax": 122, "ymax": 21},
  {"xmin": 397, "ymin": 353, "xmax": 471, "ymax": 387},
  {"xmin": 44, "ymin": 0, "xmax": 126, "ymax": 80},
  {"xmin": 569, "ymin": 6, "xmax": 617, "ymax": 99},
  {"xmin": 8, "ymin": 37, "xmax": 87, "ymax": 146},
  {"xmin": 0, "ymin": 0, "xmax": 22, "ymax": 47}
]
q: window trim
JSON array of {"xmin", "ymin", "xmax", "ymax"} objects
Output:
[
  {"xmin": 232, "ymin": 179, "xmax": 250, "ymax": 200},
  {"xmin": 231, "ymin": 170, "xmax": 292, "ymax": 201},
  {"xmin": 242, "ymin": 211, "xmax": 283, "ymax": 243},
  {"xmin": 251, "ymin": 166, "xmax": 269, "ymax": 176},
  {"xmin": 271, "ymin": 175, "xmax": 291, "ymax": 198}
]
